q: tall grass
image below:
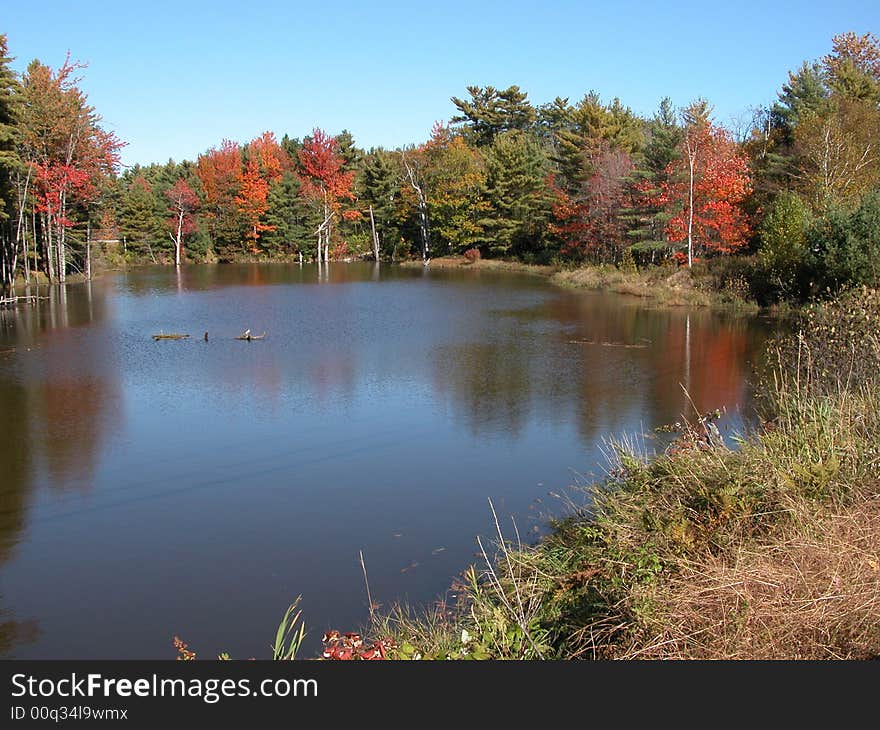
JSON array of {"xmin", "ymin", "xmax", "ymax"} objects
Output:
[{"xmin": 272, "ymin": 596, "xmax": 307, "ymax": 660}]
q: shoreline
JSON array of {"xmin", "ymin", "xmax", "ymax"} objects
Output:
[
  {"xmin": 4, "ymin": 255, "xmax": 774, "ymax": 318},
  {"xmin": 403, "ymin": 256, "xmax": 763, "ymax": 312}
]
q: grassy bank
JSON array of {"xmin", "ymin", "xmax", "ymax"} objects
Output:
[
  {"xmin": 405, "ymin": 256, "xmax": 760, "ymax": 311},
  {"xmin": 362, "ymin": 287, "xmax": 880, "ymax": 660}
]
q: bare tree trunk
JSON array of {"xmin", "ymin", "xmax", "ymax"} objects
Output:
[
  {"xmin": 175, "ymin": 209, "xmax": 184, "ymax": 267},
  {"xmin": 85, "ymin": 219, "xmax": 91, "ymax": 280},
  {"xmin": 45, "ymin": 211, "xmax": 56, "ymax": 283},
  {"xmin": 322, "ymin": 194, "xmax": 331, "ymax": 264},
  {"xmin": 686, "ymin": 136, "xmax": 695, "ymax": 269},
  {"xmin": 315, "ymin": 209, "xmax": 334, "ymax": 266},
  {"xmin": 31, "ymin": 208, "xmax": 37, "ymax": 282},
  {"xmin": 23, "ymin": 213, "xmax": 30, "ymax": 286},
  {"xmin": 1, "ymin": 238, "xmax": 7, "ymax": 290},
  {"xmin": 58, "ymin": 190, "xmax": 67, "ymax": 283},
  {"xmin": 7, "ymin": 230, "xmax": 18, "ymax": 289},
  {"xmin": 369, "ymin": 205, "xmax": 380, "ymax": 262},
  {"xmin": 402, "ymin": 153, "xmax": 430, "ymax": 261},
  {"xmin": 15, "ymin": 167, "xmax": 32, "ymax": 287}
]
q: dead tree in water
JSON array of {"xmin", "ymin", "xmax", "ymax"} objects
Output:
[{"xmin": 315, "ymin": 206, "xmax": 335, "ymax": 264}]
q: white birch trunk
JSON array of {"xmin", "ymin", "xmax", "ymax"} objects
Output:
[
  {"xmin": 175, "ymin": 209, "xmax": 184, "ymax": 267},
  {"xmin": 402, "ymin": 154, "xmax": 430, "ymax": 261},
  {"xmin": 686, "ymin": 136, "xmax": 695, "ymax": 269},
  {"xmin": 369, "ymin": 205, "xmax": 380, "ymax": 261},
  {"xmin": 85, "ymin": 219, "xmax": 91, "ymax": 280}
]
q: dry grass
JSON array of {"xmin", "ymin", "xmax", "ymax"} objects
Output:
[
  {"xmin": 402, "ymin": 256, "xmax": 557, "ymax": 277},
  {"xmin": 551, "ymin": 264, "xmax": 761, "ymax": 309},
  {"xmin": 630, "ymin": 494, "xmax": 880, "ymax": 659}
]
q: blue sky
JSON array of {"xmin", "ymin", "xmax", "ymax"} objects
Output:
[{"xmin": 4, "ymin": 1, "xmax": 877, "ymax": 167}]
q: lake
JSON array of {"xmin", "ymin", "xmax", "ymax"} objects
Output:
[{"xmin": 0, "ymin": 263, "xmax": 776, "ymax": 658}]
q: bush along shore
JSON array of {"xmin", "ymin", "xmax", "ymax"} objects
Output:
[{"xmin": 174, "ymin": 287, "xmax": 880, "ymax": 661}]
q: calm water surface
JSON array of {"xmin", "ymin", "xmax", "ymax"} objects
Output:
[{"xmin": 0, "ymin": 263, "xmax": 777, "ymax": 658}]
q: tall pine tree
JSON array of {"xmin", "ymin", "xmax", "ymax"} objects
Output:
[{"xmin": 0, "ymin": 34, "xmax": 23, "ymax": 288}]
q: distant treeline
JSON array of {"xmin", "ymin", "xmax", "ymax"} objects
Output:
[{"xmin": 1, "ymin": 31, "xmax": 879, "ymax": 302}]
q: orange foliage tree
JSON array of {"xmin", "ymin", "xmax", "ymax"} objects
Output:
[
  {"xmin": 235, "ymin": 132, "xmax": 287, "ymax": 251},
  {"xmin": 297, "ymin": 129, "xmax": 356, "ymax": 261},
  {"xmin": 196, "ymin": 139, "xmax": 242, "ymax": 256},
  {"xmin": 653, "ymin": 112, "xmax": 751, "ymax": 266}
]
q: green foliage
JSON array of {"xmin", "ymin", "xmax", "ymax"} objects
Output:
[
  {"xmin": 480, "ymin": 130, "xmax": 553, "ymax": 257},
  {"xmin": 622, "ymin": 98, "xmax": 682, "ymax": 253},
  {"xmin": 260, "ymin": 171, "xmax": 310, "ymax": 255},
  {"xmin": 424, "ymin": 135, "xmax": 488, "ymax": 255},
  {"xmin": 554, "ymin": 92, "xmax": 644, "ymax": 192},
  {"xmin": 0, "ymin": 34, "xmax": 22, "ymax": 226},
  {"xmin": 358, "ymin": 149, "xmax": 399, "ymax": 259},
  {"xmin": 772, "ymin": 62, "xmax": 830, "ymax": 140},
  {"xmin": 118, "ymin": 175, "xmax": 165, "ymax": 260},
  {"xmin": 808, "ymin": 190, "xmax": 880, "ymax": 291},
  {"xmin": 758, "ymin": 191, "xmax": 812, "ymax": 299},
  {"xmin": 822, "ymin": 32, "xmax": 880, "ymax": 105},
  {"xmin": 450, "ymin": 85, "xmax": 536, "ymax": 147}
]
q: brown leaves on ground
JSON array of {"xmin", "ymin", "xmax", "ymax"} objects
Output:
[
  {"xmin": 626, "ymin": 494, "xmax": 880, "ymax": 659},
  {"xmin": 322, "ymin": 630, "xmax": 396, "ymax": 660}
]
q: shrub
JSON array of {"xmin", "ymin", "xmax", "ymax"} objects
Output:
[
  {"xmin": 766, "ymin": 286, "xmax": 880, "ymax": 397},
  {"xmin": 463, "ymin": 247, "xmax": 481, "ymax": 263},
  {"xmin": 617, "ymin": 247, "xmax": 638, "ymax": 274},
  {"xmin": 808, "ymin": 191, "xmax": 880, "ymax": 293},
  {"xmin": 758, "ymin": 192, "xmax": 812, "ymax": 300},
  {"xmin": 692, "ymin": 255, "xmax": 762, "ymax": 303}
]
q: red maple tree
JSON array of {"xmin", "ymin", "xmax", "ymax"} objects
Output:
[
  {"xmin": 550, "ymin": 144, "xmax": 635, "ymax": 263},
  {"xmin": 653, "ymin": 121, "xmax": 751, "ymax": 265},
  {"xmin": 297, "ymin": 129, "xmax": 356, "ymax": 261},
  {"xmin": 23, "ymin": 57, "xmax": 123, "ymax": 280}
]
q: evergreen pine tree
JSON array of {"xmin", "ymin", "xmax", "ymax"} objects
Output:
[
  {"xmin": 260, "ymin": 171, "xmax": 311, "ymax": 256},
  {"xmin": 451, "ymin": 85, "xmax": 537, "ymax": 147},
  {"xmin": 621, "ymin": 98, "xmax": 682, "ymax": 260},
  {"xmin": 359, "ymin": 149, "xmax": 399, "ymax": 258},
  {"xmin": 480, "ymin": 130, "xmax": 553, "ymax": 258},
  {"xmin": 119, "ymin": 172, "xmax": 165, "ymax": 261},
  {"xmin": 0, "ymin": 34, "xmax": 23, "ymax": 287}
]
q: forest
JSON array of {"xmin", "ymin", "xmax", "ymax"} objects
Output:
[{"xmin": 0, "ymin": 31, "xmax": 879, "ymax": 304}]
